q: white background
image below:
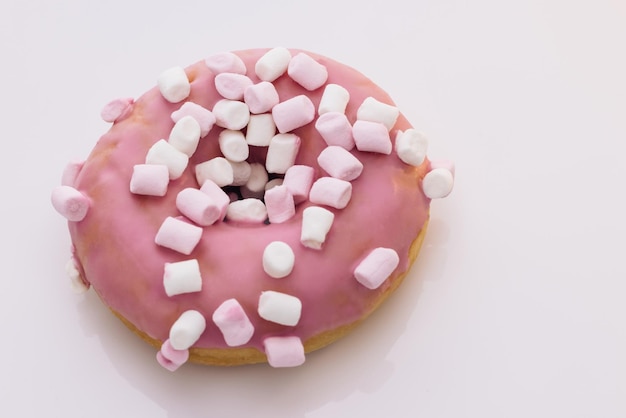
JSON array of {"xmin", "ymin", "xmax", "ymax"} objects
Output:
[{"xmin": 2, "ymin": 0, "xmax": 625, "ymax": 417}]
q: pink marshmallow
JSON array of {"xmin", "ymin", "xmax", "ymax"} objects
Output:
[
  {"xmin": 51, "ymin": 186, "xmax": 90, "ymax": 222},
  {"xmin": 429, "ymin": 159, "xmax": 456, "ymax": 177},
  {"xmin": 199, "ymin": 179, "xmax": 230, "ymax": 221},
  {"xmin": 244, "ymin": 81, "xmax": 280, "ymax": 114},
  {"xmin": 155, "ymin": 216, "xmax": 203, "ymax": 255},
  {"xmin": 264, "ymin": 336, "xmax": 305, "ymax": 368},
  {"xmin": 317, "ymin": 146, "xmax": 363, "ymax": 181},
  {"xmin": 212, "ymin": 299, "xmax": 255, "ymax": 347},
  {"xmin": 315, "ymin": 112, "xmax": 355, "ymax": 150},
  {"xmin": 100, "ymin": 97, "xmax": 134, "ymax": 123},
  {"xmin": 352, "ymin": 120, "xmax": 392, "ymax": 154},
  {"xmin": 283, "ymin": 165, "xmax": 315, "ymax": 203},
  {"xmin": 205, "ymin": 52, "xmax": 247, "ymax": 75},
  {"xmin": 214, "ymin": 73, "xmax": 253, "ymax": 100},
  {"xmin": 354, "ymin": 247, "xmax": 400, "ymax": 290},
  {"xmin": 61, "ymin": 159, "xmax": 84, "ymax": 187},
  {"xmin": 130, "ymin": 164, "xmax": 170, "ymax": 196},
  {"xmin": 171, "ymin": 102, "xmax": 216, "ymax": 138},
  {"xmin": 287, "ymin": 52, "xmax": 328, "ymax": 91},
  {"xmin": 157, "ymin": 339, "xmax": 190, "ymax": 372},
  {"xmin": 176, "ymin": 188, "xmax": 222, "ymax": 226},
  {"xmin": 264, "ymin": 185, "xmax": 296, "ymax": 224},
  {"xmin": 309, "ymin": 177, "xmax": 352, "ymax": 209},
  {"xmin": 272, "ymin": 95, "xmax": 315, "ymax": 133}
]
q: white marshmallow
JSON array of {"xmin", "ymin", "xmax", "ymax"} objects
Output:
[
  {"xmin": 171, "ymin": 102, "xmax": 216, "ymax": 138},
  {"xmin": 263, "ymin": 241, "xmax": 295, "ymax": 278},
  {"xmin": 354, "ymin": 247, "xmax": 400, "ymax": 290},
  {"xmin": 265, "ymin": 178, "xmax": 284, "ymax": 190},
  {"xmin": 309, "ymin": 177, "xmax": 352, "ymax": 209},
  {"xmin": 318, "ymin": 84, "xmax": 350, "ymax": 115},
  {"xmin": 212, "ymin": 99, "xmax": 250, "ymax": 130},
  {"xmin": 245, "ymin": 113, "xmax": 276, "ymax": 146},
  {"xmin": 395, "ymin": 129, "xmax": 428, "ymax": 166},
  {"xmin": 195, "ymin": 157, "xmax": 234, "ymax": 187},
  {"xmin": 272, "ymin": 95, "xmax": 315, "ymax": 133},
  {"xmin": 205, "ymin": 52, "xmax": 247, "ymax": 75},
  {"xmin": 242, "ymin": 163, "xmax": 269, "ymax": 198},
  {"xmin": 61, "ymin": 159, "xmax": 84, "ymax": 187},
  {"xmin": 176, "ymin": 187, "xmax": 222, "ymax": 226},
  {"xmin": 258, "ymin": 290, "xmax": 302, "ymax": 326},
  {"xmin": 130, "ymin": 164, "xmax": 170, "ymax": 196},
  {"xmin": 169, "ymin": 115, "xmax": 201, "ymax": 157},
  {"xmin": 255, "ymin": 47, "xmax": 292, "ymax": 82},
  {"xmin": 214, "ymin": 72, "xmax": 253, "ymax": 100},
  {"xmin": 163, "ymin": 259, "xmax": 203, "ymax": 296},
  {"xmin": 155, "ymin": 216, "xmax": 203, "ymax": 255},
  {"xmin": 317, "ymin": 146, "xmax": 363, "ymax": 181},
  {"xmin": 229, "ymin": 160, "xmax": 252, "ymax": 186},
  {"xmin": 356, "ymin": 96, "xmax": 400, "ymax": 130},
  {"xmin": 199, "ymin": 179, "xmax": 230, "ymax": 221},
  {"xmin": 300, "ymin": 206, "xmax": 334, "ymax": 250},
  {"xmin": 352, "ymin": 120, "xmax": 392, "ymax": 154},
  {"xmin": 264, "ymin": 185, "xmax": 295, "ymax": 224},
  {"xmin": 218, "ymin": 129, "xmax": 249, "ymax": 162},
  {"xmin": 145, "ymin": 139, "xmax": 189, "ymax": 180},
  {"xmin": 264, "ymin": 336, "xmax": 305, "ymax": 368},
  {"xmin": 283, "ymin": 165, "xmax": 315, "ymax": 203},
  {"xmin": 212, "ymin": 299, "xmax": 254, "ymax": 347},
  {"xmin": 226, "ymin": 198, "xmax": 267, "ymax": 223},
  {"xmin": 51, "ymin": 185, "xmax": 90, "ymax": 222},
  {"xmin": 157, "ymin": 66, "xmax": 190, "ymax": 103},
  {"xmin": 422, "ymin": 167, "xmax": 454, "ymax": 199},
  {"xmin": 244, "ymin": 81, "xmax": 280, "ymax": 114},
  {"xmin": 266, "ymin": 133, "xmax": 301, "ymax": 174},
  {"xmin": 287, "ymin": 52, "xmax": 328, "ymax": 91},
  {"xmin": 315, "ymin": 112, "xmax": 355, "ymax": 150},
  {"xmin": 169, "ymin": 310, "xmax": 207, "ymax": 350}
]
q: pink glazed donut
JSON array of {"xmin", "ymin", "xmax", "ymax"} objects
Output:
[{"xmin": 51, "ymin": 48, "xmax": 454, "ymax": 370}]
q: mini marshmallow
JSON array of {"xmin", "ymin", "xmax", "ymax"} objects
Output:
[
  {"xmin": 229, "ymin": 160, "xmax": 252, "ymax": 186},
  {"xmin": 241, "ymin": 162, "xmax": 269, "ymax": 198},
  {"xmin": 245, "ymin": 113, "xmax": 276, "ymax": 146},
  {"xmin": 258, "ymin": 290, "xmax": 302, "ymax": 326},
  {"xmin": 100, "ymin": 97, "xmax": 134, "ymax": 123},
  {"xmin": 430, "ymin": 159, "xmax": 456, "ymax": 177},
  {"xmin": 169, "ymin": 115, "xmax": 201, "ymax": 157},
  {"xmin": 214, "ymin": 72, "xmax": 253, "ymax": 100},
  {"xmin": 266, "ymin": 133, "xmax": 301, "ymax": 174},
  {"xmin": 309, "ymin": 177, "xmax": 352, "ymax": 209},
  {"xmin": 264, "ymin": 336, "xmax": 305, "ymax": 368},
  {"xmin": 317, "ymin": 146, "xmax": 363, "ymax": 181},
  {"xmin": 255, "ymin": 47, "xmax": 291, "ymax": 82},
  {"xmin": 395, "ymin": 129, "xmax": 428, "ymax": 167},
  {"xmin": 354, "ymin": 247, "xmax": 400, "ymax": 290},
  {"xmin": 265, "ymin": 178, "xmax": 284, "ymax": 190},
  {"xmin": 66, "ymin": 257, "xmax": 88, "ymax": 294},
  {"xmin": 212, "ymin": 99, "xmax": 250, "ymax": 130},
  {"xmin": 157, "ymin": 339, "xmax": 189, "ymax": 372},
  {"xmin": 195, "ymin": 157, "xmax": 234, "ymax": 187},
  {"xmin": 218, "ymin": 130, "xmax": 249, "ymax": 162},
  {"xmin": 272, "ymin": 95, "xmax": 315, "ymax": 133},
  {"xmin": 315, "ymin": 112, "xmax": 355, "ymax": 150},
  {"xmin": 422, "ymin": 167, "xmax": 454, "ymax": 199},
  {"xmin": 205, "ymin": 52, "xmax": 247, "ymax": 75},
  {"xmin": 145, "ymin": 139, "xmax": 189, "ymax": 180},
  {"xmin": 171, "ymin": 102, "xmax": 216, "ymax": 138},
  {"xmin": 51, "ymin": 186, "xmax": 90, "ymax": 222},
  {"xmin": 163, "ymin": 259, "xmax": 203, "ymax": 296},
  {"xmin": 283, "ymin": 165, "xmax": 315, "ymax": 203},
  {"xmin": 318, "ymin": 84, "xmax": 350, "ymax": 115},
  {"xmin": 356, "ymin": 96, "xmax": 400, "ymax": 131},
  {"xmin": 61, "ymin": 159, "xmax": 84, "ymax": 187},
  {"xmin": 212, "ymin": 299, "xmax": 255, "ymax": 347},
  {"xmin": 169, "ymin": 310, "xmax": 207, "ymax": 350},
  {"xmin": 226, "ymin": 198, "xmax": 267, "ymax": 223},
  {"xmin": 155, "ymin": 216, "xmax": 203, "ymax": 255},
  {"xmin": 352, "ymin": 120, "xmax": 392, "ymax": 154},
  {"xmin": 264, "ymin": 185, "xmax": 295, "ymax": 224},
  {"xmin": 176, "ymin": 187, "xmax": 222, "ymax": 226},
  {"xmin": 300, "ymin": 206, "xmax": 335, "ymax": 250},
  {"xmin": 130, "ymin": 164, "xmax": 170, "ymax": 196},
  {"xmin": 157, "ymin": 66, "xmax": 190, "ymax": 103},
  {"xmin": 199, "ymin": 179, "xmax": 230, "ymax": 221},
  {"xmin": 287, "ymin": 52, "xmax": 328, "ymax": 91},
  {"xmin": 263, "ymin": 241, "xmax": 295, "ymax": 278},
  {"xmin": 244, "ymin": 82, "xmax": 280, "ymax": 114}
]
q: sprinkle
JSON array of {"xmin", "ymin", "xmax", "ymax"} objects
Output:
[
  {"xmin": 157, "ymin": 339, "xmax": 190, "ymax": 371},
  {"xmin": 264, "ymin": 185, "xmax": 295, "ymax": 224},
  {"xmin": 145, "ymin": 139, "xmax": 189, "ymax": 180},
  {"xmin": 244, "ymin": 81, "xmax": 280, "ymax": 114},
  {"xmin": 272, "ymin": 95, "xmax": 315, "ymax": 133},
  {"xmin": 317, "ymin": 146, "xmax": 363, "ymax": 181},
  {"xmin": 283, "ymin": 165, "xmax": 315, "ymax": 204},
  {"xmin": 169, "ymin": 310, "xmax": 207, "ymax": 350},
  {"xmin": 100, "ymin": 97, "xmax": 134, "ymax": 123},
  {"xmin": 258, "ymin": 290, "xmax": 302, "ymax": 326},
  {"xmin": 157, "ymin": 66, "xmax": 191, "ymax": 103},
  {"xmin": 422, "ymin": 167, "xmax": 454, "ymax": 199},
  {"xmin": 395, "ymin": 129, "xmax": 428, "ymax": 167},
  {"xmin": 130, "ymin": 164, "xmax": 170, "ymax": 196},
  {"xmin": 245, "ymin": 113, "xmax": 276, "ymax": 146},
  {"xmin": 226, "ymin": 198, "xmax": 267, "ymax": 224},
  {"xmin": 155, "ymin": 216, "xmax": 203, "ymax": 255},
  {"xmin": 287, "ymin": 52, "xmax": 328, "ymax": 91},
  {"xmin": 205, "ymin": 52, "xmax": 247, "ymax": 75},
  {"xmin": 318, "ymin": 84, "xmax": 350, "ymax": 115},
  {"xmin": 266, "ymin": 133, "xmax": 301, "ymax": 174},
  {"xmin": 255, "ymin": 47, "xmax": 292, "ymax": 82},
  {"xmin": 309, "ymin": 177, "xmax": 352, "ymax": 209},
  {"xmin": 352, "ymin": 120, "xmax": 392, "ymax": 154},
  {"xmin": 214, "ymin": 72, "xmax": 253, "ymax": 100},
  {"xmin": 300, "ymin": 206, "xmax": 334, "ymax": 250},
  {"xmin": 171, "ymin": 102, "xmax": 216, "ymax": 138},
  {"xmin": 168, "ymin": 115, "xmax": 201, "ymax": 157},
  {"xmin": 264, "ymin": 336, "xmax": 305, "ymax": 368},
  {"xmin": 263, "ymin": 241, "xmax": 296, "ymax": 279},
  {"xmin": 212, "ymin": 99, "xmax": 250, "ymax": 131},
  {"xmin": 356, "ymin": 96, "xmax": 399, "ymax": 131},
  {"xmin": 163, "ymin": 259, "xmax": 203, "ymax": 296},
  {"xmin": 354, "ymin": 247, "xmax": 400, "ymax": 290},
  {"xmin": 176, "ymin": 187, "xmax": 223, "ymax": 226},
  {"xmin": 195, "ymin": 157, "xmax": 234, "ymax": 187},
  {"xmin": 218, "ymin": 129, "xmax": 249, "ymax": 162},
  {"xmin": 315, "ymin": 112, "xmax": 355, "ymax": 150},
  {"xmin": 51, "ymin": 185, "xmax": 90, "ymax": 222},
  {"xmin": 212, "ymin": 299, "xmax": 255, "ymax": 347}
]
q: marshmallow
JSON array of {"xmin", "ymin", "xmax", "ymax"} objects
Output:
[
  {"xmin": 212, "ymin": 299, "xmax": 255, "ymax": 347},
  {"xmin": 272, "ymin": 95, "xmax": 315, "ymax": 133},
  {"xmin": 176, "ymin": 187, "xmax": 222, "ymax": 226},
  {"xmin": 218, "ymin": 130, "xmax": 249, "ymax": 162},
  {"xmin": 264, "ymin": 336, "xmax": 305, "ymax": 368},
  {"xmin": 266, "ymin": 133, "xmax": 301, "ymax": 174},
  {"xmin": 61, "ymin": 159, "xmax": 84, "ymax": 187},
  {"xmin": 395, "ymin": 129, "xmax": 428, "ymax": 167},
  {"xmin": 212, "ymin": 99, "xmax": 250, "ymax": 130},
  {"xmin": 264, "ymin": 185, "xmax": 295, "ymax": 224},
  {"xmin": 145, "ymin": 139, "xmax": 189, "ymax": 180},
  {"xmin": 255, "ymin": 47, "xmax": 291, "ymax": 82},
  {"xmin": 168, "ymin": 115, "xmax": 201, "ymax": 157},
  {"xmin": 226, "ymin": 198, "xmax": 267, "ymax": 223},
  {"xmin": 265, "ymin": 178, "xmax": 284, "ymax": 190},
  {"xmin": 315, "ymin": 112, "xmax": 355, "ymax": 150},
  {"xmin": 51, "ymin": 186, "xmax": 90, "ymax": 222},
  {"xmin": 66, "ymin": 257, "xmax": 88, "ymax": 294},
  {"xmin": 263, "ymin": 241, "xmax": 295, "ymax": 278},
  {"xmin": 169, "ymin": 310, "xmax": 207, "ymax": 350},
  {"xmin": 309, "ymin": 177, "xmax": 352, "ymax": 209},
  {"xmin": 245, "ymin": 113, "xmax": 276, "ymax": 146},
  {"xmin": 229, "ymin": 160, "xmax": 252, "ymax": 186},
  {"xmin": 430, "ymin": 159, "xmax": 456, "ymax": 177},
  {"xmin": 171, "ymin": 102, "xmax": 216, "ymax": 138},
  {"xmin": 130, "ymin": 164, "xmax": 170, "ymax": 196},
  {"xmin": 354, "ymin": 247, "xmax": 400, "ymax": 290},
  {"xmin": 356, "ymin": 96, "xmax": 399, "ymax": 130},
  {"xmin": 422, "ymin": 167, "xmax": 454, "ymax": 199},
  {"xmin": 352, "ymin": 120, "xmax": 392, "ymax": 154},
  {"xmin": 155, "ymin": 216, "xmax": 203, "ymax": 255},
  {"xmin": 300, "ymin": 206, "xmax": 335, "ymax": 250},
  {"xmin": 283, "ymin": 165, "xmax": 315, "ymax": 203},
  {"xmin": 100, "ymin": 97, "xmax": 134, "ymax": 123},
  {"xmin": 317, "ymin": 146, "xmax": 363, "ymax": 181},
  {"xmin": 163, "ymin": 259, "xmax": 203, "ymax": 296},
  {"xmin": 157, "ymin": 339, "xmax": 190, "ymax": 372},
  {"xmin": 244, "ymin": 82, "xmax": 280, "ymax": 114},
  {"xmin": 241, "ymin": 162, "xmax": 269, "ymax": 198},
  {"xmin": 195, "ymin": 157, "xmax": 234, "ymax": 187},
  {"xmin": 258, "ymin": 290, "xmax": 302, "ymax": 326},
  {"xmin": 199, "ymin": 179, "xmax": 230, "ymax": 221},
  {"xmin": 318, "ymin": 84, "xmax": 350, "ymax": 115},
  {"xmin": 214, "ymin": 72, "xmax": 253, "ymax": 100},
  {"xmin": 205, "ymin": 52, "xmax": 247, "ymax": 75},
  {"xmin": 157, "ymin": 66, "xmax": 190, "ymax": 103},
  {"xmin": 287, "ymin": 52, "xmax": 328, "ymax": 91}
]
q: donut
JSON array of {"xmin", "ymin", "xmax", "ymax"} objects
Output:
[{"xmin": 51, "ymin": 48, "xmax": 455, "ymax": 369}]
